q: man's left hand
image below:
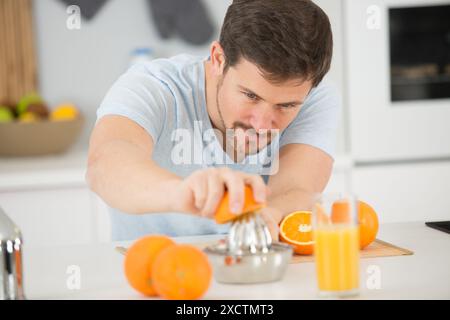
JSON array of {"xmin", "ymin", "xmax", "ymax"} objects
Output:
[{"xmin": 258, "ymin": 206, "xmax": 284, "ymax": 242}]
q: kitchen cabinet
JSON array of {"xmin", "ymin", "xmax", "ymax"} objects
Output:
[
  {"xmin": 344, "ymin": 0, "xmax": 450, "ymax": 162},
  {"xmin": 0, "ymin": 185, "xmax": 113, "ymax": 248},
  {"xmin": 0, "ymin": 148, "xmax": 104, "ymax": 248},
  {"xmin": 324, "ymin": 156, "xmax": 353, "ymax": 194},
  {"xmin": 352, "ymin": 161, "xmax": 450, "ymax": 223},
  {"xmin": 0, "ymin": 187, "xmax": 96, "ymax": 248}
]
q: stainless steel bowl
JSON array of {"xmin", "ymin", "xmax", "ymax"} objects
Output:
[{"xmin": 204, "ymin": 242, "xmax": 293, "ymax": 284}]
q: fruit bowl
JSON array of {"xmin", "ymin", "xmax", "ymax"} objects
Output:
[{"xmin": 0, "ymin": 115, "xmax": 84, "ymax": 157}]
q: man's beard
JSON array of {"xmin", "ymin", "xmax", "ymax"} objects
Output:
[{"xmin": 215, "ymin": 82, "xmax": 275, "ymax": 161}]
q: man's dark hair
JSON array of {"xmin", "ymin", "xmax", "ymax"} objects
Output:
[{"xmin": 219, "ymin": 0, "xmax": 333, "ymax": 87}]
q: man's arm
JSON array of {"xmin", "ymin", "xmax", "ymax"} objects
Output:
[
  {"xmin": 86, "ymin": 115, "xmax": 267, "ymax": 217},
  {"xmin": 86, "ymin": 115, "xmax": 182, "ymax": 214},
  {"xmin": 261, "ymin": 143, "xmax": 333, "ymax": 236}
]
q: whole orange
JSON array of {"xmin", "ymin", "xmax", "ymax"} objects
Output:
[
  {"xmin": 330, "ymin": 200, "xmax": 352, "ymax": 224},
  {"xmin": 279, "ymin": 211, "xmax": 314, "ymax": 255},
  {"xmin": 329, "ymin": 200, "xmax": 379, "ymax": 249},
  {"xmin": 152, "ymin": 244, "xmax": 212, "ymax": 300},
  {"xmin": 124, "ymin": 235, "xmax": 175, "ymax": 296},
  {"xmin": 215, "ymin": 185, "xmax": 265, "ymax": 224},
  {"xmin": 358, "ymin": 201, "xmax": 379, "ymax": 249}
]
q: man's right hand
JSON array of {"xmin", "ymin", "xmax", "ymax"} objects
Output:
[{"xmin": 172, "ymin": 167, "xmax": 268, "ymax": 219}]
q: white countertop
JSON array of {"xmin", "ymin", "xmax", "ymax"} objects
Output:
[{"xmin": 23, "ymin": 222, "xmax": 450, "ymax": 300}]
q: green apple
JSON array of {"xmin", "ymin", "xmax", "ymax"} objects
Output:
[
  {"xmin": 0, "ymin": 106, "xmax": 14, "ymax": 123},
  {"xmin": 17, "ymin": 93, "xmax": 43, "ymax": 115}
]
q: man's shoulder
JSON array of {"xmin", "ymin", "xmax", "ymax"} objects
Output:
[
  {"xmin": 299, "ymin": 78, "xmax": 341, "ymax": 116},
  {"xmin": 306, "ymin": 79, "xmax": 340, "ymax": 104},
  {"xmin": 286, "ymin": 79, "xmax": 341, "ymax": 127},
  {"xmin": 129, "ymin": 54, "xmax": 205, "ymax": 81}
]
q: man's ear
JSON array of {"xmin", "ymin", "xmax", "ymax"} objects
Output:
[{"xmin": 209, "ymin": 41, "xmax": 226, "ymax": 76}]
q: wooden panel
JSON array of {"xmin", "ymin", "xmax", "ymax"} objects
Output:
[{"xmin": 0, "ymin": 0, "xmax": 37, "ymax": 105}]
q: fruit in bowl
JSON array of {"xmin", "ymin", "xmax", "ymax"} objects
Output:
[
  {"xmin": 17, "ymin": 94, "xmax": 50, "ymax": 120},
  {"xmin": 18, "ymin": 112, "xmax": 39, "ymax": 123},
  {"xmin": 51, "ymin": 104, "xmax": 80, "ymax": 121},
  {"xmin": 5, "ymin": 94, "xmax": 82, "ymax": 123},
  {"xmin": 0, "ymin": 94, "xmax": 84, "ymax": 156},
  {"xmin": 0, "ymin": 106, "xmax": 14, "ymax": 123}
]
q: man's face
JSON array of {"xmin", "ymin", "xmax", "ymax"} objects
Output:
[{"xmin": 215, "ymin": 58, "xmax": 313, "ymax": 157}]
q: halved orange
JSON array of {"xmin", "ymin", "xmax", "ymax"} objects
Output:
[
  {"xmin": 279, "ymin": 211, "xmax": 315, "ymax": 255},
  {"xmin": 215, "ymin": 185, "xmax": 265, "ymax": 224}
]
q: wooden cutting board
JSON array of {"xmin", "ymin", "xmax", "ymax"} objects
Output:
[
  {"xmin": 291, "ymin": 239, "xmax": 413, "ymax": 263},
  {"xmin": 116, "ymin": 238, "xmax": 413, "ymax": 263}
]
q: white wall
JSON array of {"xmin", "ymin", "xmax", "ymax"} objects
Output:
[
  {"xmin": 314, "ymin": 0, "xmax": 347, "ymax": 154},
  {"xmin": 32, "ymin": 0, "xmax": 348, "ymax": 154},
  {"xmin": 32, "ymin": 0, "xmax": 232, "ymax": 145}
]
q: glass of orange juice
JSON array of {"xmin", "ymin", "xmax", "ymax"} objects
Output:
[{"xmin": 312, "ymin": 193, "xmax": 360, "ymax": 298}]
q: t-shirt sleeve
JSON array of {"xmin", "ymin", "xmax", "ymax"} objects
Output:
[
  {"xmin": 279, "ymin": 80, "xmax": 342, "ymax": 159},
  {"xmin": 96, "ymin": 64, "xmax": 173, "ymax": 144}
]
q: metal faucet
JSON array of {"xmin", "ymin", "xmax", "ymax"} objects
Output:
[{"xmin": 0, "ymin": 207, "xmax": 25, "ymax": 300}]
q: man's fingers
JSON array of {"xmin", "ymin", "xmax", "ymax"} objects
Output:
[
  {"xmin": 259, "ymin": 208, "xmax": 282, "ymax": 241},
  {"xmin": 186, "ymin": 168, "xmax": 271, "ymax": 220},
  {"xmin": 263, "ymin": 215, "xmax": 280, "ymax": 241},
  {"xmin": 269, "ymin": 224, "xmax": 279, "ymax": 242},
  {"xmin": 220, "ymin": 168, "xmax": 245, "ymax": 214},
  {"xmin": 202, "ymin": 172, "xmax": 225, "ymax": 217},
  {"xmin": 193, "ymin": 175, "xmax": 208, "ymax": 211},
  {"xmin": 243, "ymin": 174, "xmax": 268, "ymax": 203}
]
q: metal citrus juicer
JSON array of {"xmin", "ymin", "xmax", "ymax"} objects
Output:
[
  {"xmin": 204, "ymin": 188, "xmax": 293, "ymax": 284},
  {"xmin": 0, "ymin": 207, "xmax": 25, "ymax": 300}
]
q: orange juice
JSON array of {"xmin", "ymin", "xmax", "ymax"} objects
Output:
[{"xmin": 314, "ymin": 224, "xmax": 360, "ymax": 294}]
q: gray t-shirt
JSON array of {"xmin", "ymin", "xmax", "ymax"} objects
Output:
[{"xmin": 96, "ymin": 54, "xmax": 340, "ymax": 241}]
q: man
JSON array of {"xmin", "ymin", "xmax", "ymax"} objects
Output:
[{"xmin": 86, "ymin": 0, "xmax": 340, "ymax": 241}]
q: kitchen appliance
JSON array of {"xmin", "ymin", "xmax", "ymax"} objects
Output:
[
  {"xmin": 344, "ymin": 0, "xmax": 450, "ymax": 163},
  {"xmin": 425, "ymin": 221, "xmax": 450, "ymax": 234},
  {"xmin": 389, "ymin": 5, "xmax": 450, "ymax": 102},
  {"xmin": 204, "ymin": 212, "xmax": 293, "ymax": 284},
  {"xmin": 0, "ymin": 207, "xmax": 25, "ymax": 300}
]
